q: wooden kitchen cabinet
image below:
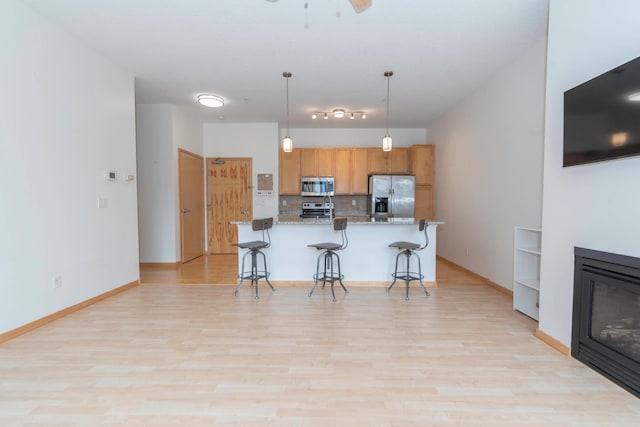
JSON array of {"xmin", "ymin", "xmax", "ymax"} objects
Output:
[
  {"xmin": 387, "ymin": 148, "xmax": 409, "ymax": 173},
  {"xmin": 333, "ymin": 148, "xmax": 369, "ymax": 195},
  {"xmin": 351, "ymin": 148, "xmax": 369, "ymax": 194},
  {"xmin": 334, "ymin": 149, "xmax": 352, "ymax": 195},
  {"xmin": 301, "ymin": 148, "xmax": 335, "ymax": 177},
  {"xmin": 414, "ymin": 184, "xmax": 434, "ymax": 220},
  {"xmin": 279, "ymin": 148, "xmax": 301, "ymax": 195},
  {"xmin": 367, "ymin": 149, "xmax": 387, "ymax": 175},
  {"xmin": 366, "ymin": 147, "xmax": 408, "ymax": 175},
  {"xmin": 410, "ymin": 144, "xmax": 434, "ymax": 185}
]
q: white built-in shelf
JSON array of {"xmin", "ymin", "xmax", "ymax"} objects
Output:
[{"xmin": 513, "ymin": 227, "xmax": 541, "ymax": 321}]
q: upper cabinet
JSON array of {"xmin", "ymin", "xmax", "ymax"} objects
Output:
[
  {"xmin": 410, "ymin": 144, "xmax": 434, "ymax": 185},
  {"xmin": 410, "ymin": 144, "xmax": 435, "ymax": 220},
  {"xmin": 278, "ymin": 145, "xmax": 434, "ymax": 200},
  {"xmin": 279, "ymin": 149, "xmax": 301, "ymax": 195},
  {"xmin": 351, "ymin": 148, "xmax": 369, "ymax": 195},
  {"xmin": 301, "ymin": 148, "xmax": 334, "ymax": 177},
  {"xmin": 366, "ymin": 148, "xmax": 409, "ymax": 175},
  {"xmin": 333, "ymin": 148, "xmax": 369, "ymax": 195},
  {"xmin": 334, "ymin": 149, "xmax": 352, "ymax": 195}
]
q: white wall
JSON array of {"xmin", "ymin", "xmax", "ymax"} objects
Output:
[
  {"xmin": 429, "ymin": 37, "xmax": 547, "ymax": 290},
  {"xmin": 136, "ymin": 105, "xmax": 203, "ymax": 263},
  {"xmin": 285, "ymin": 128, "xmax": 427, "ymax": 148},
  {"xmin": 539, "ymin": 0, "xmax": 640, "ymax": 346},
  {"xmin": 136, "ymin": 104, "xmax": 176, "ymax": 262},
  {"xmin": 0, "ymin": 0, "xmax": 139, "ymax": 334}
]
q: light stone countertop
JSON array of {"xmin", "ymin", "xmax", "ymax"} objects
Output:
[{"xmin": 232, "ymin": 217, "xmax": 444, "ymax": 226}]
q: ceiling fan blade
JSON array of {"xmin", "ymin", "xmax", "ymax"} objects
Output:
[{"xmin": 349, "ymin": 0, "xmax": 372, "ymax": 14}]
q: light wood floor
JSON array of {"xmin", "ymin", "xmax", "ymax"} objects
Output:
[
  {"xmin": 140, "ymin": 254, "xmax": 488, "ymax": 286},
  {"xmin": 2, "ymin": 261, "xmax": 640, "ymax": 425}
]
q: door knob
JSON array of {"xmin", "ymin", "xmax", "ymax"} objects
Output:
[{"xmin": 181, "ymin": 208, "xmax": 191, "ymax": 213}]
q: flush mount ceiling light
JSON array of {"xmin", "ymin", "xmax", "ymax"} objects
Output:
[
  {"xmin": 311, "ymin": 109, "xmax": 367, "ymax": 120},
  {"xmin": 382, "ymin": 71, "xmax": 393, "ymax": 152},
  {"xmin": 197, "ymin": 94, "xmax": 224, "ymax": 108},
  {"xmin": 282, "ymin": 72, "xmax": 293, "ymax": 153}
]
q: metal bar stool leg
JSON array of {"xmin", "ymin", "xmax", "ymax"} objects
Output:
[
  {"xmin": 335, "ymin": 252, "xmax": 348, "ymax": 294},
  {"xmin": 251, "ymin": 251, "xmax": 260, "ymax": 299},
  {"xmin": 259, "ymin": 250, "xmax": 275, "ymax": 291},
  {"xmin": 387, "ymin": 251, "xmax": 403, "ymax": 292},
  {"xmin": 329, "ymin": 252, "xmax": 336, "ymax": 302},
  {"xmin": 309, "ymin": 251, "xmax": 325, "ymax": 297},
  {"xmin": 404, "ymin": 251, "xmax": 411, "ymax": 300},
  {"xmin": 415, "ymin": 251, "xmax": 429, "ymax": 296},
  {"xmin": 234, "ymin": 250, "xmax": 252, "ymax": 296}
]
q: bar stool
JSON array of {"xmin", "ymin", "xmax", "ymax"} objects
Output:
[
  {"xmin": 233, "ymin": 217, "xmax": 275, "ymax": 299},
  {"xmin": 387, "ymin": 219, "xmax": 430, "ymax": 300},
  {"xmin": 307, "ymin": 218, "xmax": 349, "ymax": 302}
]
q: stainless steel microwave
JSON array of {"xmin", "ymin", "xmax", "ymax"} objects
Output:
[{"xmin": 301, "ymin": 177, "xmax": 335, "ymax": 196}]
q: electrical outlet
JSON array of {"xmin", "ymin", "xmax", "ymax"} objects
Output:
[
  {"xmin": 97, "ymin": 197, "xmax": 107, "ymax": 208},
  {"xmin": 52, "ymin": 275, "xmax": 62, "ymax": 289},
  {"xmin": 282, "ymin": 199, "xmax": 287, "ymax": 207},
  {"xmin": 351, "ymin": 199, "xmax": 357, "ymax": 206}
]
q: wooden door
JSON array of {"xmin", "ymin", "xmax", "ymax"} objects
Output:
[
  {"xmin": 279, "ymin": 148, "xmax": 301, "ymax": 195},
  {"xmin": 334, "ymin": 149, "xmax": 351, "ymax": 195},
  {"xmin": 179, "ymin": 149, "xmax": 205, "ymax": 263},
  {"xmin": 351, "ymin": 148, "xmax": 369, "ymax": 194},
  {"xmin": 207, "ymin": 158, "xmax": 252, "ymax": 254}
]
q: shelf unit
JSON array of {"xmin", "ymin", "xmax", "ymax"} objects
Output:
[{"xmin": 513, "ymin": 227, "xmax": 541, "ymax": 320}]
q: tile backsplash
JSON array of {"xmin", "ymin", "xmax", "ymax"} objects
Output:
[{"xmin": 280, "ymin": 195, "xmax": 369, "ymax": 217}]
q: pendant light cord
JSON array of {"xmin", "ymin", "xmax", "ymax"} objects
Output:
[
  {"xmin": 284, "ymin": 72, "xmax": 292, "ymax": 136},
  {"xmin": 384, "ymin": 71, "xmax": 393, "ymax": 135}
]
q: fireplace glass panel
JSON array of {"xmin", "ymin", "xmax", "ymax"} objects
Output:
[{"xmin": 591, "ymin": 281, "xmax": 640, "ymax": 363}]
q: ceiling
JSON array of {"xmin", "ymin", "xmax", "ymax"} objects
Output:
[{"xmin": 24, "ymin": 0, "xmax": 549, "ymax": 128}]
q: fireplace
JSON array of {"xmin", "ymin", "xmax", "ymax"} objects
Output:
[{"xmin": 572, "ymin": 247, "xmax": 640, "ymax": 398}]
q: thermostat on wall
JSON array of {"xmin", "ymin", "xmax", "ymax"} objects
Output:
[{"xmin": 105, "ymin": 171, "xmax": 117, "ymax": 181}]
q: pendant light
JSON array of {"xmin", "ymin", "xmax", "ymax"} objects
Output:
[
  {"xmin": 382, "ymin": 71, "xmax": 393, "ymax": 152},
  {"xmin": 282, "ymin": 72, "xmax": 293, "ymax": 152}
]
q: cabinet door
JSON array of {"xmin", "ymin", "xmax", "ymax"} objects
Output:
[
  {"xmin": 334, "ymin": 149, "xmax": 352, "ymax": 195},
  {"xmin": 317, "ymin": 149, "xmax": 335, "ymax": 176},
  {"xmin": 414, "ymin": 184, "xmax": 434, "ymax": 220},
  {"xmin": 351, "ymin": 148, "xmax": 369, "ymax": 195},
  {"xmin": 388, "ymin": 148, "xmax": 409, "ymax": 173},
  {"xmin": 410, "ymin": 145, "xmax": 434, "ymax": 185},
  {"xmin": 367, "ymin": 148, "xmax": 387, "ymax": 175},
  {"xmin": 279, "ymin": 149, "xmax": 301, "ymax": 195},
  {"xmin": 300, "ymin": 149, "xmax": 318, "ymax": 177}
]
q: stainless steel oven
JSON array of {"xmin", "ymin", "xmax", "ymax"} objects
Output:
[
  {"xmin": 301, "ymin": 202, "xmax": 334, "ymax": 220},
  {"xmin": 301, "ymin": 176, "xmax": 334, "ymax": 196}
]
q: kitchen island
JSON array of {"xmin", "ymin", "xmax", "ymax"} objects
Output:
[{"xmin": 233, "ymin": 218, "xmax": 443, "ymax": 287}]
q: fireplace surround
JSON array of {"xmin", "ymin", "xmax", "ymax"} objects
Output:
[{"xmin": 572, "ymin": 247, "xmax": 640, "ymax": 398}]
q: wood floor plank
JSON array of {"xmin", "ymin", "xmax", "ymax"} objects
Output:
[{"xmin": 1, "ymin": 279, "xmax": 639, "ymax": 425}]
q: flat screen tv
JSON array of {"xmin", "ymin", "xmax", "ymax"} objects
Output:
[{"xmin": 563, "ymin": 54, "xmax": 640, "ymax": 167}]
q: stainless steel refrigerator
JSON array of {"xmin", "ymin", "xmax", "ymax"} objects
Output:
[{"xmin": 368, "ymin": 174, "xmax": 416, "ymax": 219}]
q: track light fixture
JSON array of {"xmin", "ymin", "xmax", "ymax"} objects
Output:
[{"xmin": 311, "ymin": 108, "xmax": 367, "ymax": 120}]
